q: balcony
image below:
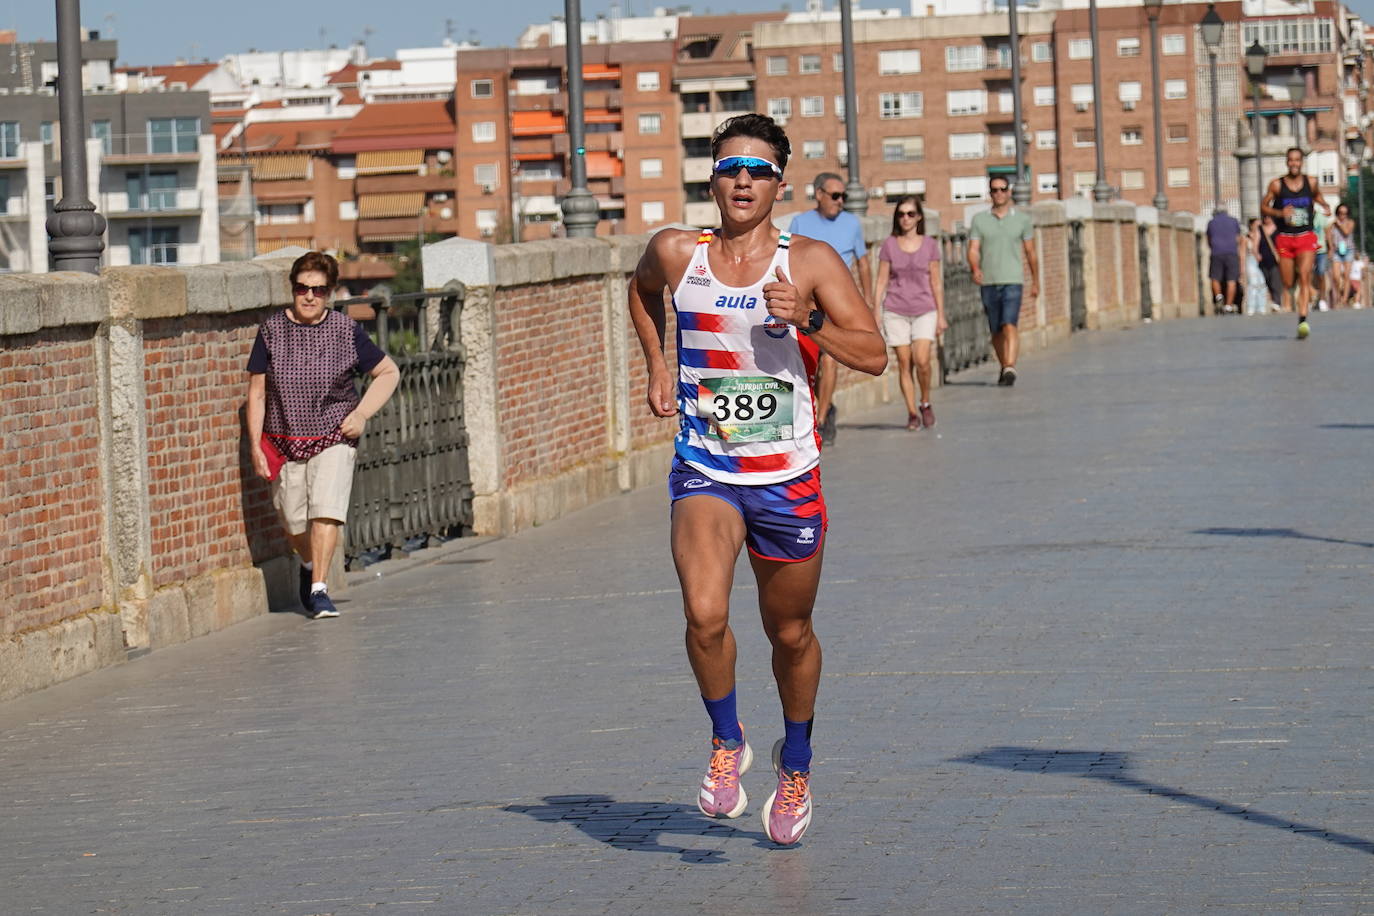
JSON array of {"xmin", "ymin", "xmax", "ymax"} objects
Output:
[
  {"xmin": 100, "ymin": 134, "xmax": 202, "ymax": 165},
  {"xmin": 355, "ymin": 172, "xmax": 457, "ymax": 194},
  {"xmin": 357, "ymin": 216, "xmax": 458, "ymax": 241},
  {"xmin": 552, "ymin": 132, "xmax": 624, "ymax": 154},
  {"xmin": 102, "ymin": 189, "xmax": 203, "ymax": 217},
  {"xmin": 681, "ymin": 156, "xmax": 713, "ymax": 183},
  {"xmin": 584, "ymin": 89, "xmax": 622, "ymax": 110},
  {"xmin": 681, "ymin": 110, "xmax": 749, "ymax": 139},
  {"xmin": 0, "ymin": 194, "xmax": 28, "ymax": 219},
  {"xmin": 511, "ymin": 91, "xmax": 567, "ymax": 114},
  {"xmin": 107, "ymin": 243, "xmax": 206, "ymax": 267}
]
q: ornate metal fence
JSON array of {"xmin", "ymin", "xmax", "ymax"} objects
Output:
[
  {"xmin": 335, "ymin": 284, "xmax": 473, "ymax": 566},
  {"xmin": 938, "ymin": 230, "xmax": 993, "ymax": 381},
  {"xmin": 1069, "ymin": 220, "xmax": 1088, "ymax": 331},
  {"xmin": 1138, "ymin": 224, "xmax": 1154, "ymax": 321}
]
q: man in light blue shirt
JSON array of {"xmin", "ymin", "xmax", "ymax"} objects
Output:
[{"xmin": 789, "ymin": 173, "xmax": 873, "ymax": 445}]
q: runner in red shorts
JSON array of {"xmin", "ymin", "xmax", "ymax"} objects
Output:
[{"xmin": 1262, "ymin": 147, "xmax": 1331, "ymax": 338}]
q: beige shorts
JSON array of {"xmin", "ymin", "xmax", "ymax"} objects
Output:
[
  {"xmin": 882, "ymin": 310, "xmax": 938, "ymax": 346},
  {"xmin": 272, "ymin": 443, "xmax": 357, "ymax": 535}
]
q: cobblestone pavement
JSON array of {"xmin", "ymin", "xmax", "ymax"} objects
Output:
[{"xmin": 4, "ymin": 312, "xmax": 1373, "ymax": 915}]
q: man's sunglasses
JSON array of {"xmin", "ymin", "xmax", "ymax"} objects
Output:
[
  {"xmin": 823, "ymin": 190, "xmax": 847, "ymax": 202},
  {"xmin": 293, "ymin": 283, "xmax": 331, "ymax": 298},
  {"xmin": 711, "ymin": 156, "xmax": 783, "ymax": 180},
  {"xmin": 990, "ymin": 186, "xmax": 1010, "ymax": 193}
]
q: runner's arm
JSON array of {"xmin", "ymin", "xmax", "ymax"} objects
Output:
[
  {"xmin": 1312, "ymin": 180, "xmax": 1332, "ymax": 216},
  {"xmin": 1261, "ymin": 179, "xmax": 1285, "ymax": 220},
  {"xmin": 628, "ymin": 231, "xmax": 688, "ymax": 417},
  {"xmin": 1022, "ymin": 236, "xmax": 1040, "ymax": 299},
  {"xmin": 765, "ymin": 237, "xmax": 886, "ymax": 376}
]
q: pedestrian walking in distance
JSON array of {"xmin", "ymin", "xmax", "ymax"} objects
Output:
[
  {"xmin": 874, "ymin": 195, "xmax": 946, "ymax": 430},
  {"xmin": 628, "ymin": 114, "xmax": 886, "ymax": 845},
  {"xmin": 245, "ymin": 251, "xmax": 400, "ymax": 619},
  {"xmin": 1262, "ymin": 147, "xmax": 1332, "ymax": 338},
  {"xmin": 967, "ymin": 177, "xmax": 1038, "ymax": 386},
  {"xmin": 1205, "ymin": 206, "xmax": 1243, "ymax": 315}
]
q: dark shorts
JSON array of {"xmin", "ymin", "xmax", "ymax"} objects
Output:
[
  {"xmin": 668, "ymin": 457, "xmax": 827, "ymax": 563},
  {"xmin": 1209, "ymin": 252, "xmax": 1240, "ymax": 284},
  {"xmin": 980, "ymin": 284, "xmax": 1023, "ymax": 334},
  {"xmin": 1314, "ymin": 251, "xmax": 1329, "ymax": 276}
]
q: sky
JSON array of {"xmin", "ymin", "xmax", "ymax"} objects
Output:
[{"xmin": 1, "ymin": 0, "xmax": 801, "ymax": 66}]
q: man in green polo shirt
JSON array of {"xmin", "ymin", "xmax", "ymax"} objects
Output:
[{"xmin": 968, "ymin": 176, "xmax": 1038, "ymax": 386}]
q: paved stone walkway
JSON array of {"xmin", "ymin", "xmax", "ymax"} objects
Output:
[{"xmin": 4, "ymin": 312, "xmax": 1373, "ymax": 915}]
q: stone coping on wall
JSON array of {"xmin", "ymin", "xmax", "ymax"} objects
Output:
[{"xmin": 0, "ymin": 259, "xmax": 294, "ymax": 337}]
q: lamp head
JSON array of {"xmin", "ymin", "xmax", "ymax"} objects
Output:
[
  {"xmin": 1245, "ymin": 40, "xmax": 1267, "ymax": 78},
  {"xmin": 1200, "ymin": 3, "xmax": 1224, "ymax": 50}
]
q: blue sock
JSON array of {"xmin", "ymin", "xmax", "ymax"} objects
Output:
[
  {"xmin": 702, "ymin": 689, "xmax": 743, "ymax": 744},
  {"xmin": 780, "ymin": 717, "xmax": 813, "ymax": 772}
]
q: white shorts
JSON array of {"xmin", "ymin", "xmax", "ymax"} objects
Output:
[
  {"xmin": 272, "ymin": 443, "xmax": 357, "ymax": 535},
  {"xmin": 882, "ymin": 310, "xmax": 937, "ymax": 346}
]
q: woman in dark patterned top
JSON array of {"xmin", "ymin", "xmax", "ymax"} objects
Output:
[{"xmin": 245, "ymin": 251, "xmax": 399, "ymax": 618}]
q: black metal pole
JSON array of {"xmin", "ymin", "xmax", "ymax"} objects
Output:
[
  {"xmin": 1252, "ymin": 81, "xmax": 1264, "ymax": 221},
  {"xmin": 1209, "ymin": 49, "xmax": 1221, "ymax": 212},
  {"xmin": 47, "ymin": 0, "xmax": 105, "ymax": 272},
  {"xmin": 559, "ymin": 0, "xmax": 597, "ymax": 237},
  {"xmin": 1010, "ymin": 0, "xmax": 1029, "ymax": 205},
  {"xmin": 1089, "ymin": 0, "xmax": 1110, "ymax": 202},
  {"xmin": 1149, "ymin": 12, "xmax": 1167, "ymax": 210},
  {"xmin": 840, "ymin": 0, "xmax": 865, "ymax": 216}
]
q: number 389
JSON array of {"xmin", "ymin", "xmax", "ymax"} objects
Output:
[{"xmin": 713, "ymin": 393, "xmax": 778, "ymax": 422}]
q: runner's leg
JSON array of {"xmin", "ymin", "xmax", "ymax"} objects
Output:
[{"xmin": 671, "ymin": 495, "xmax": 747, "ymax": 701}]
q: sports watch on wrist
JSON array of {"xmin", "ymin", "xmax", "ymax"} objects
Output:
[{"xmin": 800, "ymin": 309, "xmax": 824, "ymax": 336}]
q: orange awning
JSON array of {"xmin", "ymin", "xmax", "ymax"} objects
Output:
[
  {"xmin": 252, "ymin": 154, "xmax": 311, "ymax": 181},
  {"xmin": 584, "ymin": 108, "xmax": 620, "ymax": 125},
  {"xmin": 358, "ymin": 192, "xmax": 425, "ymax": 219},
  {"xmin": 583, "ymin": 64, "xmax": 620, "ymax": 81},
  {"xmin": 585, "ymin": 151, "xmax": 623, "ymax": 178},
  {"xmin": 511, "ymin": 110, "xmax": 566, "ymax": 136},
  {"xmin": 356, "ymin": 149, "xmax": 424, "ymax": 174}
]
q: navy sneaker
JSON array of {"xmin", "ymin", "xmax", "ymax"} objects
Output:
[
  {"xmin": 298, "ymin": 565, "xmax": 313, "ymax": 611},
  {"xmin": 309, "ymin": 589, "xmax": 339, "ymax": 619}
]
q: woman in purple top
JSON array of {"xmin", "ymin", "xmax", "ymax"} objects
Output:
[{"xmin": 874, "ymin": 196, "xmax": 945, "ymax": 431}]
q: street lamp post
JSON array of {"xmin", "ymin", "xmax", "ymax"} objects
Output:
[
  {"xmin": 1089, "ymin": 0, "xmax": 1111, "ymax": 202},
  {"xmin": 1246, "ymin": 40, "xmax": 1268, "ymax": 221},
  {"xmin": 1009, "ymin": 0, "xmax": 1030, "ymax": 206},
  {"xmin": 1350, "ymin": 133, "xmax": 1366, "ymax": 256},
  {"xmin": 1201, "ymin": 4, "xmax": 1224, "ymax": 213},
  {"xmin": 559, "ymin": 0, "xmax": 598, "ymax": 238},
  {"xmin": 839, "ymin": 0, "xmax": 866, "ymax": 216},
  {"xmin": 1144, "ymin": 0, "xmax": 1167, "ymax": 210},
  {"xmin": 47, "ymin": 0, "xmax": 106, "ymax": 273}
]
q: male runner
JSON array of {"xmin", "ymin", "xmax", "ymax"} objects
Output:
[
  {"xmin": 789, "ymin": 173, "xmax": 873, "ymax": 446},
  {"xmin": 627, "ymin": 114, "xmax": 886, "ymax": 845},
  {"xmin": 1262, "ymin": 147, "xmax": 1331, "ymax": 338}
]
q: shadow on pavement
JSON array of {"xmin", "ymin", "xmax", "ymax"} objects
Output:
[
  {"xmin": 1218, "ymin": 335, "xmax": 1292, "ymax": 341},
  {"xmin": 505, "ymin": 795, "xmax": 770, "ymax": 862},
  {"xmin": 1319, "ymin": 423, "xmax": 1374, "ymax": 430},
  {"xmin": 1194, "ymin": 526, "xmax": 1374, "ymax": 549},
  {"xmin": 952, "ymin": 746, "xmax": 1374, "ymax": 856}
]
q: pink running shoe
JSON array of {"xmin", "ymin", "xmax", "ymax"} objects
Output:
[
  {"xmin": 763, "ymin": 738, "xmax": 813, "ymax": 845},
  {"xmin": 697, "ymin": 733, "xmax": 753, "ymax": 818}
]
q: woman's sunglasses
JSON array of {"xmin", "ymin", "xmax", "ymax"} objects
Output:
[
  {"xmin": 897, "ymin": 209, "xmax": 919, "ymax": 218},
  {"xmin": 711, "ymin": 156, "xmax": 783, "ymax": 180},
  {"xmin": 293, "ymin": 283, "xmax": 331, "ymax": 298}
]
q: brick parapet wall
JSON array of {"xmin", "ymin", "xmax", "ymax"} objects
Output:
[{"xmin": 0, "ymin": 261, "xmax": 296, "ymax": 701}]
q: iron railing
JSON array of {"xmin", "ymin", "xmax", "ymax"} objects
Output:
[
  {"xmin": 1138, "ymin": 224, "xmax": 1154, "ymax": 321},
  {"xmin": 1069, "ymin": 220, "xmax": 1088, "ymax": 331},
  {"xmin": 334, "ymin": 284, "xmax": 473, "ymax": 565},
  {"xmin": 938, "ymin": 229, "xmax": 993, "ymax": 381}
]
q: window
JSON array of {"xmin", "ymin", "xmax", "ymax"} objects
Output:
[
  {"xmin": 946, "ymin": 45, "xmax": 985, "ymax": 72},
  {"xmin": 641, "ymin": 200, "xmax": 665, "ymax": 223},
  {"xmin": 837, "ymin": 139, "xmax": 848, "ymax": 166},
  {"xmin": 884, "ymin": 178, "xmax": 926, "ymax": 197},
  {"xmin": 950, "ymin": 176, "xmax": 988, "ymax": 202},
  {"xmin": 949, "ymin": 133, "xmax": 987, "ymax": 160},
  {"xmin": 834, "ymin": 96, "xmax": 846, "ymax": 119},
  {"xmin": 1073, "ymin": 128, "xmax": 1096, "ymax": 147},
  {"xmin": 638, "ymin": 113, "xmax": 662, "ymax": 134},
  {"xmin": 91, "ymin": 120, "xmax": 111, "ymax": 155},
  {"xmin": 1071, "ymin": 84, "xmax": 1094, "ymax": 106},
  {"xmin": 520, "ymin": 160, "xmax": 562, "ymax": 180},
  {"xmin": 40, "ymin": 122, "xmax": 53, "ymax": 148},
  {"xmin": 997, "ymin": 133, "xmax": 1017, "ymax": 157},
  {"xmin": 833, "ymin": 53, "xmax": 844, "ymax": 72},
  {"xmin": 1121, "ymin": 169, "xmax": 1145, "ymax": 190},
  {"xmin": 128, "ymin": 226, "xmax": 179, "ymax": 265},
  {"xmin": 1167, "ymin": 122, "xmax": 1188, "ymax": 142},
  {"xmin": 998, "ymin": 88, "xmax": 1014, "ymax": 114},
  {"xmin": 1168, "ymin": 167, "xmax": 1190, "ymax": 187},
  {"xmin": 1035, "ymin": 130, "xmax": 1057, "ymax": 149},
  {"xmin": 799, "ymin": 54, "xmax": 822, "ymax": 74},
  {"xmin": 882, "ymin": 135, "xmax": 923, "ymax": 162},
  {"xmin": 1119, "ymin": 81, "xmax": 1142, "ymax": 103},
  {"xmin": 767, "ymin": 98, "xmax": 791, "ymax": 120},
  {"xmin": 1165, "ymin": 79, "xmax": 1187, "ymax": 100},
  {"xmin": 148, "ymin": 117, "xmax": 198, "ymax": 154},
  {"xmin": 471, "ymin": 121, "xmax": 496, "ymax": 143},
  {"xmin": 258, "ymin": 202, "xmax": 305, "ymax": 224},
  {"xmin": 339, "ymin": 200, "xmax": 358, "ymax": 220},
  {"xmin": 803, "ymin": 140, "xmax": 826, "ymax": 159},
  {"xmin": 946, "ymin": 89, "xmax": 986, "ymax": 116},
  {"xmin": 766, "ymin": 56, "xmax": 789, "ymax": 76},
  {"xmin": 880, "ymin": 91, "xmax": 923, "ymax": 119},
  {"xmin": 801, "ymin": 96, "xmax": 824, "ymax": 117},
  {"xmin": 1320, "ymin": 162, "xmax": 1337, "ymax": 186},
  {"xmin": 1068, "ymin": 38, "xmax": 1092, "ymax": 59},
  {"xmin": 1117, "ymin": 37, "xmax": 1141, "ymax": 57},
  {"xmin": 474, "ymin": 209, "xmax": 498, "ymax": 237},
  {"xmin": 1038, "ymin": 173, "xmax": 1058, "ymax": 193},
  {"xmin": 1242, "ymin": 18, "xmax": 1334, "ymax": 56},
  {"xmin": 637, "ymin": 70, "xmax": 660, "ymax": 92},
  {"xmin": 879, "ymin": 50, "xmax": 921, "ymax": 75},
  {"xmin": 1033, "ymin": 86, "xmax": 1055, "ymax": 107},
  {"xmin": 336, "ymin": 155, "xmax": 356, "ymax": 179},
  {"xmin": 1121, "ymin": 126, "xmax": 1143, "ymax": 145},
  {"xmin": 0, "ymin": 175, "xmax": 8, "ymax": 213},
  {"xmin": 470, "ymin": 79, "xmax": 494, "ymax": 99},
  {"xmin": 1032, "ymin": 42, "xmax": 1053, "ymax": 62},
  {"xmin": 1162, "ymin": 34, "xmax": 1186, "ymax": 55},
  {"xmin": 474, "ymin": 163, "xmax": 499, "ymax": 187},
  {"xmin": 640, "ymin": 157, "xmax": 663, "ymax": 178}
]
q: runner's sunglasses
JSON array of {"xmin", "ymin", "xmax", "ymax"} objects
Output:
[
  {"xmin": 292, "ymin": 282, "xmax": 331, "ymax": 298},
  {"xmin": 711, "ymin": 156, "xmax": 783, "ymax": 180}
]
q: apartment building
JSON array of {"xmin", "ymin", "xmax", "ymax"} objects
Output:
[
  {"xmin": 455, "ymin": 41, "xmax": 679, "ymax": 241},
  {"xmin": 0, "ymin": 32, "xmax": 219, "ymax": 272}
]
